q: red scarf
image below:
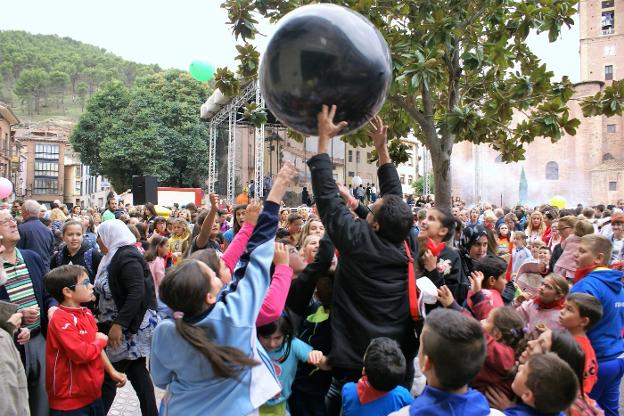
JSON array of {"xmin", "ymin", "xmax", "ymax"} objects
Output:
[
  {"xmin": 356, "ymin": 376, "xmax": 389, "ymax": 405},
  {"xmin": 534, "ymin": 296, "xmax": 566, "ymax": 310},
  {"xmin": 574, "ymin": 265, "xmax": 598, "ymax": 284},
  {"xmin": 426, "ymin": 237, "xmax": 445, "ymax": 257}
]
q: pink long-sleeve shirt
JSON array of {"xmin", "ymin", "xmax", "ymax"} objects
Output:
[{"xmin": 223, "ymin": 222, "xmax": 293, "ymax": 326}]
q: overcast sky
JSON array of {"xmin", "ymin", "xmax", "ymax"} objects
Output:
[{"xmin": 0, "ymin": 0, "xmax": 580, "ymax": 82}]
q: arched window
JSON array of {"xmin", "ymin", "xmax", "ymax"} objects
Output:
[
  {"xmin": 603, "ymin": 153, "xmax": 614, "ymax": 161},
  {"xmin": 494, "ymin": 154, "xmax": 503, "ymax": 163},
  {"xmin": 545, "ymin": 161, "xmax": 559, "ymax": 180}
]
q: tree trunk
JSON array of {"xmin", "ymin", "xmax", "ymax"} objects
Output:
[{"xmin": 431, "ymin": 149, "xmax": 452, "ymax": 210}]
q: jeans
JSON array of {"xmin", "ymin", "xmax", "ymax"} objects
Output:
[
  {"xmin": 589, "ymin": 357, "xmax": 624, "ymax": 416},
  {"xmin": 50, "ymin": 399, "xmax": 104, "ymax": 416},
  {"xmin": 101, "ymin": 357, "xmax": 158, "ymax": 416}
]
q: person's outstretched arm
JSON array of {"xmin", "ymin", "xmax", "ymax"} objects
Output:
[
  {"xmin": 369, "ymin": 116, "xmax": 402, "ymax": 197},
  {"xmin": 221, "ymin": 202, "xmax": 260, "ymax": 272},
  {"xmin": 194, "ymin": 193, "xmax": 219, "ymax": 250}
]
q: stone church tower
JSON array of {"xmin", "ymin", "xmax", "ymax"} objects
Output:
[{"xmin": 451, "ymin": 0, "xmax": 624, "ymax": 206}]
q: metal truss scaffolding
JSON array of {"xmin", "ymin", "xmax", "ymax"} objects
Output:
[{"xmin": 254, "ymin": 87, "xmax": 265, "ymax": 199}]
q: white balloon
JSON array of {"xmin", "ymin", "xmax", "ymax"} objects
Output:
[{"xmin": 352, "ymin": 176, "xmax": 362, "ymax": 187}]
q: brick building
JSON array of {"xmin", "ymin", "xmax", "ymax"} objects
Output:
[
  {"xmin": 451, "ymin": 0, "xmax": 624, "ymax": 206},
  {"xmin": 0, "ymin": 102, "xmax": 25, "ymax": 198}
]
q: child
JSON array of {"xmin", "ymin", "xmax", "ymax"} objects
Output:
[
  {"xmin": 151, "ymin": 216, "xmax": 169, "ymax": 238},
  {"xmin": 516, "ymin": 274, "xmax": 569, "ymax": 338},
  {"xmin": 504, "ymin": 353, "xmax": 578, "ymax": 416},
  {"xmin": 300, "ymin": 234, "xmax": 321, "ymax": 264},
  {"xmin": 467, "ymin": 255, "xmax": 508, "ymax": 315},
  {"xmin": 559, "ymin": 293, "xmax": 603, "ymax": 396},
  {"xmin": 389, "ymin": 308, "xmax": 490, "ymax": 416},
  {"xmin": 496, "ymin": 224, "xmax": 512, "ymax": 256},
  {"xmin": 571, "ymin": 234, "xmax": 624, "ymax": 415},
  {"xmin": 511, "ymin": 232, "xmax": 533, "ymax": 274},
  {"xmin": 608, "ymin": 211, "xmax": 623, "ymax": 264},
  {"xmin": 528, "ymin": 240, "xmax": 546, "ymax": 261},
  {"xmin": 44, "ymin": 265, "xmax": 126, "ymax": 415},
  {"xmin": 150, "ymin": 162, "xmax": 297, "ymax": 416},
  {"xmin": 257, "ymin": 316, "xmax": 330, "ymax": 415},
  {"xmin": 342, "ymin": 337, "xmax": 413, "ymax": 415},
  {"xmin": 536, "ymin": 246, "xmax": 552, "ymax": 275},
  {"xmin": 168, "ymin": 218, "xmax": 191, "ymax": 262}
]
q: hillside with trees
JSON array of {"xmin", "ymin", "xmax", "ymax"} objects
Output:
[{"xmin": 0, "ymin": 30, "xmax": 162, "ymax": 120}]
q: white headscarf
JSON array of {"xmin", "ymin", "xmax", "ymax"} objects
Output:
[{"xmin": 95, "ymin": 219, "xmax": 137, "ymax": 283}]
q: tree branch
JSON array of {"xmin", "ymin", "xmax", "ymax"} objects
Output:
[{"xmin": 388, "ymin": 94, "xmax": 433, "ymax": 149}]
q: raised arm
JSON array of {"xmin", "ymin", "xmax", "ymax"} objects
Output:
[
  {"xmin": 221, "ymin": 201, "xmax": 261, "ymax": 273},
  {"xmin": 370, "ymin": 116, "xmax": 402, "ymax": 197},
  {"xmin": 194, "ymin": 193, "xmax": 219, "ymax": 250},
  {"xmin": 256, "ymin": 243, "xmax": 293, "ymax": 326}
]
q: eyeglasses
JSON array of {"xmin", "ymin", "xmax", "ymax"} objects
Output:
[
  {"xmin": 0, "ymin": 217, "xmax": 17, "ymax": 226},
  {"xmin": 68, "ymin": 279, "xmax": 91, "ymax": 290}
]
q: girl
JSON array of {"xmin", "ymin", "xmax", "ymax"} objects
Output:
[
  {"xmin": 496, "ymin": 223, "xmax": 511, "ymax": 256},
  {"xmin": 150, "ymin": 162, "xmax": 297, "ymax": 416},
  {"xmin": 459, "ymin": 223, "xmax": 489, "ymax": 281},
  {"xmin": 467, "ymin": 208, "xmax": 481, "ymax": 226},
  {"xmin": 127, "ymin": 224, "xmax": 145, "ymax": 254},
  {"xmin": 515, "ymin": 274, "xmax": 569, "ymax": 338},
  {"xmin": 548, "ymin": 220, "xmax": 562, "ymax": 249},
  {"xmin": 437, "ymin": 285, "xmax": 527, "ymax": 402},
  {"xmin": 168, "ymin": 218, "xmax": 191, "ymax": 262},
  {"xmin": 279, "ymin": 208, "xmax": 290, "ymax": 229},
  {"xmin": 526, "ymin": 211, "xmax": 546, "ymax": 244},
  {"xmin": 257, "ymin": 316, "xmax": 330, "ymax": 415},
  {"xmin": 144, "ymin": 235, "xmax": 167, "ymax": 295},
  {"xmin": 82, "ymin": 215, "xmax": 99, "ymax": 251},
  {"xmin": 300, "ymin": 234, "xmax": 321, "ymax": 264},
  {"xmin": 151, "ymin": 216, "xmax": 169, "ymax": 238},
  {"xmin": 554, "ymin": 219, "xmax": 594, "ymax": 280},
  {"xmin": 222, "ymin": 204, "xmax": 247, "ymax": 249},
  {"xmin": 418, "ymin": 208, "xmax": 467, "ymax": 304},
  {"xmin": 299, "ymin": 218, "xmax": 325, "ymax": 245}
]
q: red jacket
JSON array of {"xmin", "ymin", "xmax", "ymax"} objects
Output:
[{"xmin": 45, "ymin": 305, "xmax": 107, "ymax": 411}]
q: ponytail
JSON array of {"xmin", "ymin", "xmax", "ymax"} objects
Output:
[
  {"xmin": 174, "ymin": 319, "xmax": 257, "ymax": 378},
  {"xmin": 492, "ymin": 307, "xmax": 528, "ymax": 357}
]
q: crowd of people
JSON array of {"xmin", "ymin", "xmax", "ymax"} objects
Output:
[{"xmin": 0, "ymin": 106, "xmax": 622, "ymax": 416}]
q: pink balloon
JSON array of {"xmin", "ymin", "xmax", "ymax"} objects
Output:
[{"xmin": 0, "ymin": 177, "xmax": 13, "ymax": 199}]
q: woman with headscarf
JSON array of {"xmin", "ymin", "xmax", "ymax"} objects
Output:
[
  {"xmin": 95, "ymin": 220, "xmax": 159, "ymax": 416},
  {"xmin": 459, "ymin": 224, "xmax": 490, "ymax": 277}
]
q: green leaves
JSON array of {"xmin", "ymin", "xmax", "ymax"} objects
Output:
[
  {"xmin": 244, "ymin": 102, "xmax": 268, "ymax": 128},
  {"xmin": 221, "ymin": 0, "xmax": 260, "ymax": 41},
  {"xmin": 236, "ymin": 43, "xmax": 260, "ymax": 79},
  {"xmin": 581, "ymin": 80, "xmax": 624, "ymax": 117},
  {"xmin": 214, "ymin": 67, "xmax": 240, "ymax": 97}
]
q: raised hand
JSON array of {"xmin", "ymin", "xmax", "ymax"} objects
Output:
[
  {"xmin": 245, "ymin": 200, "xmax": 262, "ymax": 226},
  {"xmin": 267, "ymin": 162, "xmax": 299, "ymax": 204},
  {"xmin": 437, "ymin": 285, "xmax": 455, "ymax": 308},
  {"xmin": 369, "ymin": 115, "xmax": 388, "ymax": 149},
  {"xmin": 209, "ymin": 193, "xmax": 220, "ymax": 210},
  {"xmin": 273, "ymin": 242, "xmax": 290, "ymax": 266},
  {"xmin": 317, "ymin": 105, "xmax": 348, "ymax": 140},
  {"xmin": 469, "ymin": 271, "xmax": 484, "ymax": 293}
]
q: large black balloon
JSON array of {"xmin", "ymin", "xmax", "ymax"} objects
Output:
[{"xmin": 259, "ymin": 4, "xmax": 392, "ymax": 136}]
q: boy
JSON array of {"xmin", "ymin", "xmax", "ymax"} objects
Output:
[
  {"xmin": 512, "ymin": 232, "xmax": 533, "ymax": 274},
  {"xmin": 504, "ymin": 353, "xmax": 578, "ymax": 415},
  {"xmin": 45, "ymin": 265, "xmax": 126, "ymax": 415},
  {"xmin": 390, "ymin": 308, "xmax": 490, "ymax": 416},
  {"xmin": 571, "ymin": 234, "xmax": 624, "ymax": 416},
  {"xmin": 342, "ymin": 337, "xmax": 413, "ymax": 415},
  {"xmin": 559, "ymin": 293, "xmax": 603, "ymax": 395},
  {"xmin": 468, "ymin": 255, "xmax": 508, "ymax": 316}
]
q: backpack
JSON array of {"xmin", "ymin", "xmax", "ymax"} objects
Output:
[{"xmin": 55, "ymin": 246, "xmax": 95, "ymax": 277}]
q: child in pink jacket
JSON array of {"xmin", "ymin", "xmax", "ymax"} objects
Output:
[{"xmin": 515, "ymin": 273, "xmax": 569, "ymax": 338}]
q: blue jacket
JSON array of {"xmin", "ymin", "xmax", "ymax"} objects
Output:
[
  {"xmin": 150, "ymin": 202, "xmax": 281, "ymax": 416},
  {"xmin": 342, "ymin": 383, "xmax": 412, "ymax": 416},
  {"xmin": 408, "ymin": 385, "xmax": 490, "ymax": 416},
  {"xmin": 570, "ymin": 268, "xmax": 624, "ymax": 361},
  {"xmin": 17, "ymin": 217, "xmax": 54, "ymax": 269},
  {"xmin": 503, "ymin": 403, "xmax": 563, "ymax": 415},
  {"xmin": 0, "ymin": 249, "xmax": 56, "ymax": 337}
]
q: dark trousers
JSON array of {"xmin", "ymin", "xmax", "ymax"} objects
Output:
[
  {"xmin": 50, "ymin": 399, "xmax": 104, "ymax": 416},
  {"xmin": 324, "ymin": 362, "xmax": 415, "ymax": 416},
  {"xmin": 101, "ymin": 357, "xmax": 158, "ymax": 416}
]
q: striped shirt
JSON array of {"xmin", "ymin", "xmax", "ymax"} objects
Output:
[{"xmin": 3, "ymin": 249, "xmax": 40, "ymax": 330}]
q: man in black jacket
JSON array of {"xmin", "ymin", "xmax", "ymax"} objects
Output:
[
  {"xmin": 17, "ymin": 199, "xmax": 54, "ymax": 270},
  {"xmin": 308, "ymin": 106, "xmax": 418, "ymax": 415}
]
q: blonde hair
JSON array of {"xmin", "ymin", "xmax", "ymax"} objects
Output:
[
  {"xmin": 49, "ymin": 207, "xmax": 67, "ymax": 222},
  {"xmin": 574, "ymin": 220, "xmax": 594, "ymax": 237},
  {"xmin": 171, "ymin": 218, "xmax": 191, "ymax": 237},
  {"xmin": 580, "ymin": 234, "xmax": 612, "ymax": 265},
  {"xmin": 299, "ymin": 218, "xmax": 324, "ymax": 245},
  {"xmin": 558, "ymin": 215, "xmax": 578, "ymax": 230},
  {"xmin": 544, "ymin": 273, "xmax": 570, "ymax": 297},
  {"xmin": 526, "ymin": 211, "xmax": 546, "ymax": 236}
]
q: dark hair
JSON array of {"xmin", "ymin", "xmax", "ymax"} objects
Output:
[
  {"xmin": 491, "ymin": 307, "xmax": 528, "ymax": 357},
  {"xmin": 190, "ymin": 248, "xmax": 221, "ymax": 277},
  {"xmin": 145, "ymin": 235, "xmax": 168, "ymax": 262},
  {"xmin": 287, "ymin": 213, "xmax": 303, "ymax": 224},
  {"xmin": 422, "ymin": 309, "xmax": 486, "ymax": 389},
  {"xmin": 474, "ymin": 254, "xmax": 507, "ymax": 279},
  {"xmin": 364, "ymin": 337, "xmax": 406, "ymax": 391},
  {"xmin": 526, "ymin": 353, "xmax": 578, "ymax": 413},
  {"xmin": 126, "ymin": 224, "xmax": 140, "ymax": 242},
  {"xmin": 145, "ymin": 202, "xmax": 158, "ymax": 218},
  {"xmin": 135, "ymin": 223, "xmax": 147, "ymax": 241},
  {"xmin": 549, "ymin": 329, "xmax": 587, "ymax": 398},
  {"xmin": 432, "ymin": 208, "xmax": 457, "ymax": 242},
  {"xmin": 62, "ymin": 219, "xmax": 83, "ymax": 235},
  {"xmin": 257, "ymin": 316, "xmax": 294, "ymax": 361},
  {"xmin": 566, "ymin": 293, "xmax": 603, "ymax": 330},
  {"xmin": 159, "ymin": 259, "xmax": 258, "ymax": 378},
  {"xmin": 45, "ymin": 264, "xmax": 88, "ymax": 303},
  {"xmin": 375, "ymin": 195, "xmax": 413, "ymax": 244},
  {"xmin": 232, "ymin": 205, "xmax": 247, "ymax": 235}
]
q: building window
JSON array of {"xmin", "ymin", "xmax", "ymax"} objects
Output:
[
  {"xmin": 33, "ymin": 144, "xmax": 59, "ymax": 194},
  {"xmin": 348, "ymin": 150, "xmax": 352, "ymax": 163},
  {"xmin": 400, "ymin": 175, "xmax": 406, "ymax": 184},
  {"xmin": 348, "ymin": 171, "xmax": 354, "ymax": 177},
  {"xmin": 545, "ymin": 161, "xmax": 559, "ymax": 180},
  {"xmin": 603, "ymin": 153, "xmax": 615, "ymax": 161},
  {"xmin": 603, "ymin": 0, "xmax": 614, "ymax": 8},
  {"xmin": 607, "ymin": 124, "xmax": 617, "ymax": 133},
  {"xmin": 604, "ymin": 45, "xmax": 616, "ymax": 56},
  {"xmin": 609, "ymin": 181, "xmax": 617, "ymax": 191},
  {"xmin": 602, "ymin": 11, "xmax": 615, "ymax": 35},
  {"xmin": 605, "ymin": 65, "xmax": 614, "ymax": 80},
  {"xmin": 408, "ymin": 175, "xmax": 413, "ymax": 184},
  {"xmin": 356, "ymin": 151, "xmax": 360, "ymax": 163}
]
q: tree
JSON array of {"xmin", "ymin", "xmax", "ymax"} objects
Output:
[
  {"xmin": 14, "ymin": 68, "xmax": 48, "ymax": 114},
  {"xmin": 48, "ymin": 70, "xmax": 69, "ymax": 110},
  {"xmin": 70, "ymin": 71, "xmax": 212, "ymax": 192},
  {"xmin": 412, "ymin": 173, "xmax": 435, "ymax": 197},
  {"xmin": 76, "ymin": 81, "xmax": 88, "ymax": 111},
  {"xmin": 220, "ymin": 0, "xmax": 601, "ymax": 209}
]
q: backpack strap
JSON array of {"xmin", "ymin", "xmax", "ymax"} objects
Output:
[
  {"xmin": 404, "ymin": 240, "xmax": 419, "ymax": 322},
  {"xmin": 84, "ymin": 248, "xmax": 94, "ymax": 277}
]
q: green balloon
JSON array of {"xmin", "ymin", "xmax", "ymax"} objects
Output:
[{"xmin": 189, "ymin": 60, "xmax": 215, "ymax": 82}]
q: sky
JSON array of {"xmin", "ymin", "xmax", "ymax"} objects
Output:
[{"xmin": 0, "ymin": 0, "xmax": 580, "ymax": 82}]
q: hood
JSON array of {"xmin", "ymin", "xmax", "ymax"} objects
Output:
[
  {"xmin": 409, "ymin": 386, "xmax": 490, "ymax": 416},
  {"xmin": 586, "ymin": 268, "xmax": 624, "ymax": 293}
]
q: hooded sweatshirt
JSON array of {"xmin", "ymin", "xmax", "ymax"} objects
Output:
[
  {"xmin": 406, "ymin": 385, "xmax": 490, "ymax": 416},
  {"xmin": 570, "ymin": 267, "xmax": 624, "ymax": 361}
]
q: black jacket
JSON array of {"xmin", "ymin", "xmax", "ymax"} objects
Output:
[
  {"xmin": 17, "ymin": 217, "xmax": 54, "ymax": 269},
  {"xmin": 106, "ymin": 245, "xmax": 157, "ymax": 333},
  {"xmin": 50, "ymin": 243, "xmax": 103, "ymax": 283},
  {"xmin": 308, "ymin": 153, "xmax": 418, "ymax": 369}
]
